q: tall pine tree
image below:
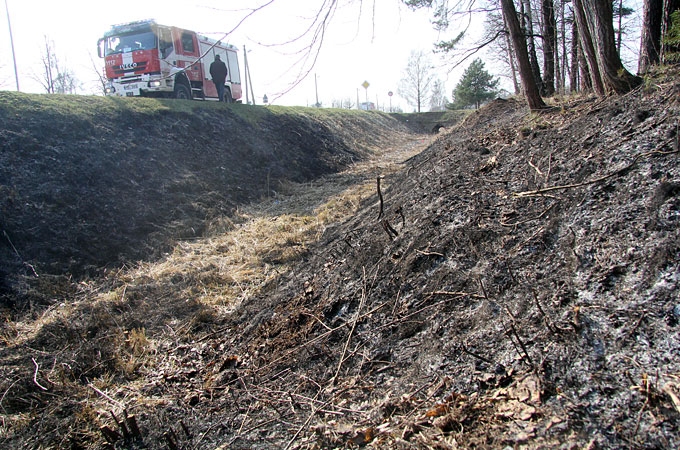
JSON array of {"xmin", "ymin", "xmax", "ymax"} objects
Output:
[{"xmin": 451, "ymin": 58, "xmax": 500, "ymax": 109}]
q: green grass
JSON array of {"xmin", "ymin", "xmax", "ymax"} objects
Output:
[{"xmin": 0, "ymin": 91, "xmax": 466, "ymax": 134}]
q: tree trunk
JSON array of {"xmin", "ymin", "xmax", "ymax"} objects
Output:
[
  {"xmin": 560, "ymin": 0, "xmax": 568, "ymax": 93},
  {"xmin": 501, "ymin": 0, "xmax": 546, "ymax": 110},
  {"xmin": 639, "ymin": 0, "xmax": 664, "ymax": 72},
  {"xmin": 579, "ymin": 41, "xmax": 593, "ymax": 92},
  {"xmin": 572, "ymin": 0, "xmax": 606, "ymax": 95},
  {"xmin": 505, "ymin": 30, "xmax": 521, "ymax": 94},
  {"xmin": 570, "ymin": 17, "xmax": 580, "ymax": 92},
  {"xmin": 542, "ymin": 0, "xmax": 557, "ymax": 96},
  {"xmin": 661, "ymin": 0, "xmax": 680, "ymax": 63},
  {"xmin": 617, "ymin": 0, "xmax": 624, "ymax": 53},
  {"xmin": 580, "ymin": 0, "xmax": 642, "ymax": 94},
  {"xmin": 521, "ymin": 0, "xmax": 545, "ymax": 95}
]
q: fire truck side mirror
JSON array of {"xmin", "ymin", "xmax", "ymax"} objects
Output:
[{"xmin": 97, "ymin": 38, "xmax": 105, "ymax": 58}]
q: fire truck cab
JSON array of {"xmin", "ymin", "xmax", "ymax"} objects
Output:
[{"xmin": 98, "ymin": 20, "xmax": 242, "ymax": 102}]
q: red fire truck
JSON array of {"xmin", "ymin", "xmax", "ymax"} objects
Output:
[{"xmin": 97, "ymin": 20, "xmax": 242, "ymax": 102}]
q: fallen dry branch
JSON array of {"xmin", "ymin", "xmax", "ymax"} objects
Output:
[
  {"xmin": 284, "ymin": 388, "xmax": 348, "ymax": 450},
  {"xmin": 500, "ymin": 202, "xmax": 557, "ymax": 227},
  {"xmin": 461, "ymin": 342, "xmax": 495, "ymax": 365},
  {"xmin": 331, "ymin": 267, "xmax": 367, "ymax": 384},
  {"xmin": 375, "ymin": 291, "xmax": 484, "ymax": 333},
  {"xmin": 253, "ymin": 301, "xmax": 390, "ymax": 375},
  {"xmin": 514, "ymin": 147, "xmax": 679, "ymax": 198},
  {"xmin": 377, "ymin": 176, "xmax": 385, "ymax": 220}
]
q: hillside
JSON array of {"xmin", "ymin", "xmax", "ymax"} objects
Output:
[
  {"xmin": 1, "ymin": 67, "xmax": 679, "ymax": 449},
  {"xmin": 0, "ymin": 94, "xmax": 462, "ymax": 301}
]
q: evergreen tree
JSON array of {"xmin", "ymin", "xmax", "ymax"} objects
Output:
[{"xmin": 450, "ymin": 58, "xmax": 499, "ymax": 109}]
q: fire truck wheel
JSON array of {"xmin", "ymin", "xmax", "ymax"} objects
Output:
[
  {"xmin": 224, "ymin": 88, "xmax": 233, "ymax": 103},
  {"xmin": 174, "ymin": 84, "xmax": 192, "ymax": 100}
]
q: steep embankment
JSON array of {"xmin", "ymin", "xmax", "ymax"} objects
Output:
[
  {"xmin": 1, "ymin": 68, "xmax": 678, "ymax": 450},
  {"xmin": 127, "ymin": 72, "xmax": 678, "ymax": 449},
  {"xmin": 227, "ymin": 73, "xmax": 679, "ymax": 449},
  {"xmin": 0, "ymin": 93, "xmax": 456, "ymax": 300}
]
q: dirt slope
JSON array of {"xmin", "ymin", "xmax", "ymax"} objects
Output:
[
  {"xmin": 1, "ymin": 68, "xmax": 679, "ymax": 449},
  {"xmin": 216, "ymin": 73, "xmax": 680, "ymax": 449},
  {"xmin": 0, "ymin": 94, "xmax": 456, "ymax": 305}
]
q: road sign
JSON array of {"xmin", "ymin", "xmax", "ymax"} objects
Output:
[{"xmin": 362, "ymin": 81, "xmax": 370, "ymax": 89}]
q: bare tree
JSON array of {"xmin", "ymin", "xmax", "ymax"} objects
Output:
[
  {"xmin": 430, "ymin": 79, "xmax": 449, "ymax": 111},
  {"xmin": 541, "ymin": 0, "xmax": 557, "ymax": 96},
  {"xmin": 569, "ymin": 16, "xmax": 582, "ymax": 92},
  {"xmin": 331, "ymin": 97, "xmax": 355, "ymax": 109},
  {"xmin": 558, "ymin": 0, "xmax": 570, "ymax": 94},
  {"xmin": 613, "ymin": 0, "xmax": 634, "ymax": 55},
  {"xmin": 37, "ymin": 36, "xmax": 79, "ymax": 94},
  {"xmin": 520, "ymin": 0, "xmax": 545, "ymax": 94},
  {"xmin": 398, "ymin": 50, "xmax": 436, "ymax": 112},
  {"xmin": 572, "ymin": 0, "xmax": 606, "ymax": 95},
  {"xmin": 484, "ymin": 11, "xmax": 520, "ymax": 94},
  {"xmin": 89, "ymin": 52, "xmax": 107, "ymax": 95},
  {"xmin": 412, "ymin": 0, "xmax": 546, "ymax": 110},
  {"xmin": 574, "ymin": 0, "xmax": 640, "ymax": 94},
  {"xmin": 639, "ymin": 0, "xmax": 663, "ymax": 72},
  {"xmin": 500, "ymin": 0, "xmax": 546, "ymax": 110}
]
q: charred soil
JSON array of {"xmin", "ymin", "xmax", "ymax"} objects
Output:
[{"xmin": 1, "ymin": 68, "xmax": 679, "ymax": 449}]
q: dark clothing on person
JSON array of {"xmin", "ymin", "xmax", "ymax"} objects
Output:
[
  {"xmin": 215, "ymin": 82, "xmax": 226, "ymax": 103},
  {"xmin": 209, "ymin": 55, "xmax": 228, "ymax": 102}
]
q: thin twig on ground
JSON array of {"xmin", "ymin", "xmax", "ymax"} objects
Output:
[
  {"xmin": 331, "ymin": 267, "xmax": 367, "ymax": 384},
  {"xmin": 514, "ymin": 148, "xmax": 679, "ymax": 198},
  {"xmin": 377, "ymin": 176, "xmax": 385, "ymax": 220},
  {"xmin": 31, "ymin": 358, "xmax": 48, "ymax": 391}
]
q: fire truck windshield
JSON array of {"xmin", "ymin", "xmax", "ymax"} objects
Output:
[{"xmin": 104, "ymin": 31, "xmax": 157, "ymax": 56}]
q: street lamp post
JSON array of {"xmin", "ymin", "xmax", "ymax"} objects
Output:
[
  {"xmin": 4, "ymin": 0, "xmax": 20, "ymax": 91},
  {"xmin": 243, "ymin": 46, "xmax": 256, "ymax": 105}
]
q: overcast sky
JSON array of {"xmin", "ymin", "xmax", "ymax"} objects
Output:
[{"xmin": 0, "ymin": 1, "xmax": 641, "ymax": 109}]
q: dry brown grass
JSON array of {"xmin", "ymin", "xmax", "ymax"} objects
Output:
[
  {"xmin": 127, "ymin": 181, "xmax": 376, "ymax": 312},
  {"xmin": 112, "ymin": 134, "xmax": 429, "ymax": 315}
]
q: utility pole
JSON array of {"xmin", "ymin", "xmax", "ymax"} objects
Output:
[
  {"xmin": 246, "ymin": 52, "xmax": 255, "ymax": 105},
  {"xmin": 4, "ymin": 0, "xmax": 19, "ymax": 91},
  {"xmin": 243, "ymin": 45, "xmax": 249, "ymax": 104},
  {"xmin": 242, "ymin": 45, "xmax": 256, "ymax": 105}
]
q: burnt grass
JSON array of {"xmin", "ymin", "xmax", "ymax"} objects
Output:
[
  {"xmin": 0, "ymin": 95, "xmax": 427, "ymax": 297},
  {"xmin": 1, "ymin": 67, "xmax": 680, "ymax": 449}
]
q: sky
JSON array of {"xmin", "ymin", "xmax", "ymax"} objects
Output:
[
  {"xmin": 0, "ymin": 0, "xmax": 464, "ymax": 110},
  {"xmin": 0, "ymin": 0, "xmax": 642, "ymax": 109}
]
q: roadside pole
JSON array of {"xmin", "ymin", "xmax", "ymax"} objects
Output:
[{"xmin": 4, "ymin": 0, "xmax": 19, "ymax": 91}]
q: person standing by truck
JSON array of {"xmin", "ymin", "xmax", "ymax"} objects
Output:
[{"xmin": 210, "ymin": 55, "xmax": 228, "ymax": 102}]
